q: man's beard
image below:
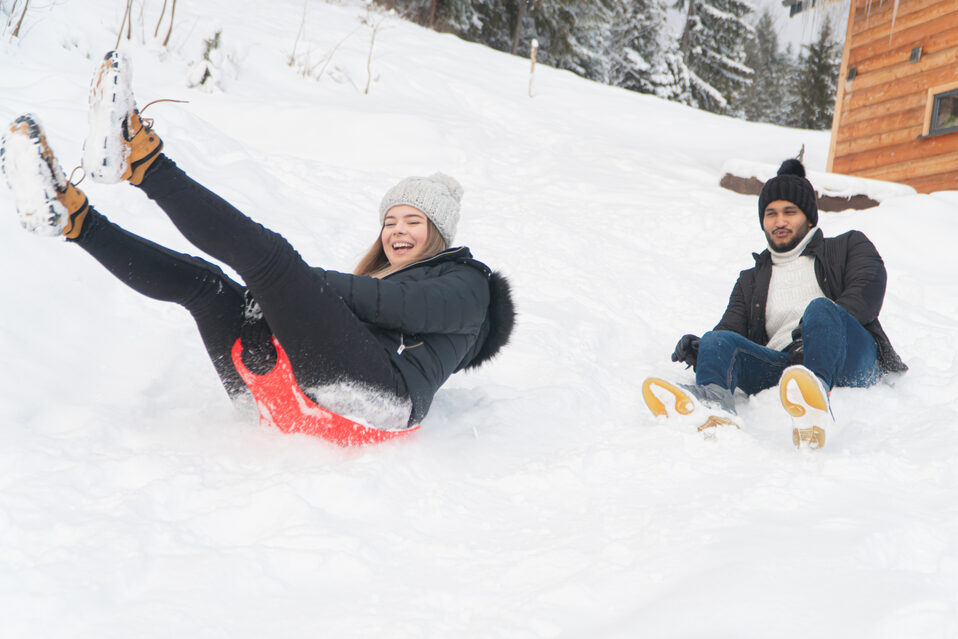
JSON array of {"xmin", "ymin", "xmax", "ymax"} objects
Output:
[{"xmin": 767, "ymin": 225, "xmax": 811, "ymax": 253}]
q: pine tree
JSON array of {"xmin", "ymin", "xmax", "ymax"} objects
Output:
[
  {"xmin": 380, "ymin": 0, "xmax": 431, "ymax": 26},
  {"xmin": 779, "ymin": 43, "xmax": 801, "ymax": 126},
  {"xmin": 472, "ymin": 0, "xmax": 527, "ymax": 54},
  {"xmin": 653, "ymin": 46, "xmax": 694, "ymax": 105},
  {"xmin": 676, "ymin": 0, "xmax": 755, "ymax": 114},
  {"xmin": 735, "ymin": 8, "xmax": 790, "ymax": 125},
  {"xmin": 792, "ymin": 17, "xmax": 841, "ymax": 130},
  {"xmin": 379, "ymin": 0, "xmax": 485, "ymax": 35},
  {"xmin": 607, "ymin": 0, "xmax": 667, "ymax": 94},
  {"xmin": 528, "ymin": 0, "xmax": 618, "ymax": 82}
]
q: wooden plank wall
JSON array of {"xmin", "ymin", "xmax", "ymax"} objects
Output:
[{"xmin": 828, "ymin": 0, "xmax": 958, "ymax": 193}]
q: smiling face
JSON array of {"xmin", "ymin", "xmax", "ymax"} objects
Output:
[
  {"xmin": 762, "ymin": 199, "xmax": 813, "ymax": 252},
  {"xmin": 381, "ymin": 205, "xmax": 431, "ymax": 268}
]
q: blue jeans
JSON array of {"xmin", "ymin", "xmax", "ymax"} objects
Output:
[{"xmin": 695, "ymin": 298, "xmax": 880, "ymax": 394}]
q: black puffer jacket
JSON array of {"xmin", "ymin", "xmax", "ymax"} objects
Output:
[
  {"xmin": 323, "ymin": 247, "xmax": 515, "ymax": 423},
  {"xmin": 714, "ymin": 229, "xmax": 907, "ymax": 373}
]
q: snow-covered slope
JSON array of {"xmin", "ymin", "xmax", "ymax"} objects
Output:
[{"xmin": 1, "ymin": 2, "xmax": 956, "ymax": 637}]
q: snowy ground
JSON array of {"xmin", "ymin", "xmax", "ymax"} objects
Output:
[{"xmin": 1, "ymin": 1, "xmax": 957, "ymax": 637}]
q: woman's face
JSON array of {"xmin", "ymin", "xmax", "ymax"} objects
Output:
[{"xmin": 381, "ymin": 205, "xmax": 430, "ymax": 268}]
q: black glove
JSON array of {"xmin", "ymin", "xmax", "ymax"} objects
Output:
[
  {"xmin": 239, "ymin": 290, "xmax": 278, "ymax": 375},
  {"xmin": 671, "ymin": 334, "xmax": 700, "ymax": 369},
  {"xmin": 784, "ymin": 325, "xmax": 804, "ymax": 365}
]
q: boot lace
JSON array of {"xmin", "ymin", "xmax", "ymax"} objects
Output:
[{"xmin": 137, "ymin": 98, "xmax": 189, "ymax": 134}]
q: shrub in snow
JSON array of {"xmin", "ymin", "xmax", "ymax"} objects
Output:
[{"xmin": 187, "ymin": 30, "xmax": 237, "ymax": 92}]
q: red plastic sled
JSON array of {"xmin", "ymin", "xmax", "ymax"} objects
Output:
[{"xmin": 231, "ymin": 337, "xmax": 419, "ymax": 446}]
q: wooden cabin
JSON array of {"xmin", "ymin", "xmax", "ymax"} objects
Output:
[{"xmin": 827, "ymin": 0, "xmax": 958, "ymax": 193}]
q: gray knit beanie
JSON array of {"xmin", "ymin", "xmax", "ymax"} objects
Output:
[
  {"xmin": 758, "ymin": 159, "xmax": 819, "ymax": 227},
  {"xmin": 379, "ymin": 172, "xmax": 463, "ymax": 246}
]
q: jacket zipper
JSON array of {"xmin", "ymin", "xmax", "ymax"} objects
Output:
[
  {"xmin": 396, "ymin": 333, "xmax": 423, "ymax": 355},
  {"xmin": 384, "ymin": 247, "xmax": 481, "ymax": 356}
]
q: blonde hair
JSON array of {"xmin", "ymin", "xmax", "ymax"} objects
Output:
[{"xmin": 354, "ymin": 219, "xmax": 447, "ymax": 278}]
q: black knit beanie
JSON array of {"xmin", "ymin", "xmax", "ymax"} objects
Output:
[{"xmin": 757, "ymin": 159, "xmax": 818, "ymax": 227}]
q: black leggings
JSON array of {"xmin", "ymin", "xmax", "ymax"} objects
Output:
[{"xmin": 72, "ymin": 155, "xmax": 408, "ymax": 406}]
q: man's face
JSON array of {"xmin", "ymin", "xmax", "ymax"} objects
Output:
[{"xmin": 762, "ymin": 200, "xmax": 813, "ymax": 252}]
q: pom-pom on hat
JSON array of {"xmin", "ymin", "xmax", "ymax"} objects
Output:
[
  {"xmin": 758, "ymin": 159, "xmax": 818, "ymax": 227},
  {"xmin": 379, "ymin": 172, "xmax": 463, "ymax": 246}
]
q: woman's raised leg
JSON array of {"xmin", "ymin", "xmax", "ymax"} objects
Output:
[
  {"xmin": 135, "ymin": 157, "xmax": 407, "ymax": 401},
  {"xmin": 71, "ymin": 209, "xmax": 259, "ymax": 397}
]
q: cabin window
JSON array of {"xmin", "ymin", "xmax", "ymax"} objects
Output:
[
  {"xmin": 788, "ymin": 0, "xmax": 817, "ymax": 17},
  {"xmin": 922, "ymin": 83, "xmax": 958, "ymax": 138},
  {"xmin": 929, "ymin": 89, "xmax": 958, "ymax": 136}
]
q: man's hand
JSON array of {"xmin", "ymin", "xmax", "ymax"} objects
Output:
[
  {"xmin": 671, "ymin": 334, "xmax": 700, "ymax": 369},
  {"xmin": 785, "ymin": 325, "xmax": 804, "ymax": 364}
]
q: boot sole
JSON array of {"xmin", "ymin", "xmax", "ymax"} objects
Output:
[
  {"xmin": 642, "ymin": 377, "xmax": 696, "ymax": 417},
  {"xmin": 83, "ymin": 51, "xmax": 135, "ymax": 184},
  {"xmin": 779, "ymin": 366, "xmax": 831, "ymax": 449},
  {"xmin": 642, "ymin": 377, "xmax": 739, "ymax": 432},
  {"xmin": 1, "ymin": 115, "xmax": 70, "ymax": 236}
]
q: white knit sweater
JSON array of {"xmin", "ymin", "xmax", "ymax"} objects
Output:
[{"xmin": 765, "ymin": 231, "xmax": 825, "ymax": 351}]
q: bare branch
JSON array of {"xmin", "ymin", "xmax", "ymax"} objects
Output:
[
  {"xmin": 365, "ymin": 18, "xmax": 382, "ymax": 95},
  {"xmin": 137, "ymin": 0, "xmax": 146, "ymax": 42},
  {"xmin": 290, "ymin": 0, "xmax": 307, "ymax": 65},
  {"xmin": 115, "ymin": 0, "xmax": 131, "ymax": 49},
  {"xmin": 11, "ymin": 0, "xmax": 29, "ymax": 38},
  {"xmin": 162, "ymin": 0, "xmax": 177, "ymax": 47},
  {"xmin": 308, "ymin": 25, "xmax": 361, "ymax": 81},
  {"xmin": 6, "ymin": 1, "xmax": 20, "ymax": 33},
  {"xmin": 154, "ymin": 0, "xmax": 167, "ymax": 38}
]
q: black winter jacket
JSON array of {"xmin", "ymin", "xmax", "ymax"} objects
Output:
[
  {"xmin": 323, "ymin": 247, "xmax": 514, "ymax": 424},
  {"xmin": 714, "ymin": 229, "xmax": 907, "ymax": 373}
]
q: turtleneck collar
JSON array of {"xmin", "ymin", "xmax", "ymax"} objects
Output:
[{"xmin": 769, "ymin": 226, "xmax": 817, "ymax": 265}]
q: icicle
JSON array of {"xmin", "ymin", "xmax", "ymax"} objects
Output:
[
  {"xmin": 888, "ymin": 0, "xmax": 900, "ymax": 43},
  {"xmin": 796, "ymin": 0, "xmax": 848, "ymax": 41}
]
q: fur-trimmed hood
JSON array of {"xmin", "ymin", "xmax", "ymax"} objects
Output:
[{"xmin": 464, "ymin": 270, "xmax": 515, "ymax": 370}]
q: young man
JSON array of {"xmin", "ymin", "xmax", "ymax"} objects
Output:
[{"xmin": 642, "ymin": 159, "xmax": 907, "ymax": 449}]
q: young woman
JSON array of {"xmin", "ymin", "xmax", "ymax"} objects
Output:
[{"xmin": 2, "ymin": 52, "xmax": 514, "ymax": 443}]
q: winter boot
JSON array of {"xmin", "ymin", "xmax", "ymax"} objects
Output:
[
  {"xmin": 2, "ymin": 114, "xmax": 89, "ymax": 239},
  {"xmin": 778, "ymin": 365, "xmax": 835, "ymax": 450},
  {"xmin": 641, "ymin": 377, "xmax": 742, "ymax": 432},
  {"xmin": 82, "ymin": 50, "xmax": 163, "ymax": 185}
]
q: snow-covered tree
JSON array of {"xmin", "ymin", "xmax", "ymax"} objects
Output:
[
  {"xmin": 606, "ymin": 0, "xmax": 668, "ymax": 95},
  {"xmin": 526, "ymin": 0, "xmax": 618, "ymax": 82},
  {"xmin": 792, "ymin": 17, "xmax": 841, "ymax": 130},
  {"xmin": 652, "ymin": 47, "xmax": 695, "ymax": 105},
  {"xmin": 676, "ymin": 0, "xmax": 755, "ymax": 114},
  {"xmin": 735, "ymin": 8, "xmax": 794, "ymax": 125},
  {"xmin": 380, "ymin": 0, "xmax": 484, "ymax": 35},
  {"xmin": 470, "ymin": 0, "xmax": 524, "ymax": 54}
]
